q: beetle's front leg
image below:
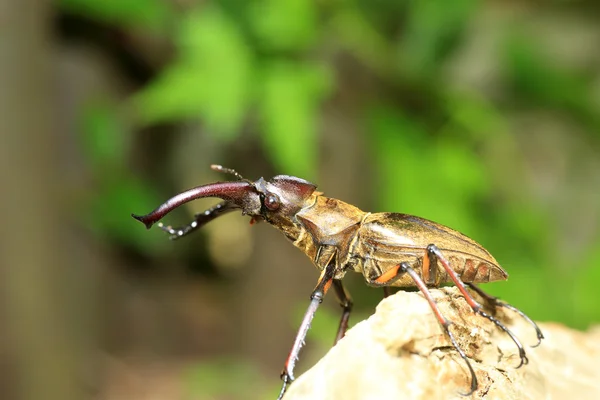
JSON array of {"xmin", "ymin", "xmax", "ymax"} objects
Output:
[
  {"xmin": 157, "ymin": 201, "xmax": 237, "ymax": 239},
  {"xmin": 278, "ymin": 262, "xmax": 337, "ymax": 400}
]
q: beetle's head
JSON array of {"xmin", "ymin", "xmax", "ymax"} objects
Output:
[
  {"xmin": 251, "ymin": 174, "xmax": 317, "ymax": 234},
  {"xmin": 132, "ymin": 165, "xmax": 317, "ymax": 237}
]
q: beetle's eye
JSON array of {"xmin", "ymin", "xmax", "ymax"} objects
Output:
[{"xmin": 264, "ymin": 194, "xmax": 281, "ymax": 211}]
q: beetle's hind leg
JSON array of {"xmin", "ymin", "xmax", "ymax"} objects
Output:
[
  {"xmin": 368, "ymin": 262, "xmax": 478, "ymax": 396},
  {"xmin": 157, "ymin": 201, "xmax": 237, "ymax": 239},
  {"xmin": 426, "ymin": 244, "xmax": 529, "ymax": 368},
  {"xmin": 465, "ymin": 283, "xmax": 544, "ymax": 347}
]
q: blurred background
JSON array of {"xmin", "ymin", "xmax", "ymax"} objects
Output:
[{"xmin": 1, "ymin": 0, "xmax": 599, "ymax": 399}]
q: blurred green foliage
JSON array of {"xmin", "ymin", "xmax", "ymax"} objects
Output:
[
  {"xmin": 68, "ymin": 0, "xmax": 600, "ymax": 324},
  {"xmin": 79, "ymin": 101, "xmax": 168, "ymax": 253},
  {"xmin": 62, "ymin": 0, "xmax": 600, "ymax": 396},
  {"xmin": 60, "ymin": 0, "xmax": 173, "ymax": 30},
  {"xmin": 506, "ymin": 33, "xmax": 600, "ymax": 133},
  {"xmin": 184, "ymin": 357, "xmax": 274, "ymax": 399},
  {"xmin": 132, "ymin": 6, "xmax": 254, "ymax": 138}
]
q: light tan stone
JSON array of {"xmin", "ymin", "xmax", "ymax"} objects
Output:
[{"xmin": 284, "ymin": 287, "xmax": 600, "ymax": 400}]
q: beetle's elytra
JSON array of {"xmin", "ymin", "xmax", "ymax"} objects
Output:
[{"xmin": 132, "ymin": 165, "xmax": 543, "ymax": 399}]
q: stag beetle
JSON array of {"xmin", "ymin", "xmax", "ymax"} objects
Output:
[{"xmin": 132, "ymin": 165, "xmax": 543, "ymax": 399}]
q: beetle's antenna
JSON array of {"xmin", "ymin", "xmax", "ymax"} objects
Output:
[{"xmin": 211, "ymin": 164, "xmax": 244, "ymax": 181}]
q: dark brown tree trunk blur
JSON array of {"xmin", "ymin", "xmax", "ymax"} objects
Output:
[{"xmin": 0, "ymin": 1, "xmax": 85, "ymax": 399}]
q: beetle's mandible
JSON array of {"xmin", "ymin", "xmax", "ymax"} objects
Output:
[{"xmin": 132, "ymin": 165, "xmax": 543, "ymax": 398}]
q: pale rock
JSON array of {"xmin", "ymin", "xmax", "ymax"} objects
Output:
[{"xmin": 284, "ymin": 287, "xmax": 600, "ymax": 400}]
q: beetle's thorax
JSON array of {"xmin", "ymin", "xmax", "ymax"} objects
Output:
[
  {"xmin": 251, "ymin": 176, "xmax": 367, "ymax": 274},
  {"xmin": 291, "ymin": 195, "xmax": 367, "ymax": 272}
]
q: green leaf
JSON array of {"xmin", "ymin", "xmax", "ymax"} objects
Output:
[
  {"xmin": 330, "ymin": 6, "xmax": 393, "ymax": 77},
  {"xmin": 368, "ymin": 106, "xmax": 427, "ymax": 214},
  {"xmin": 132, "ymin": 6, "xmax": 253, "ymax": 140},
  {"xmin": 444, "ymin": 91, "xmax": 508, "ymax": 140},
  {"xmin": 368, "ymin": 105, "xmax": 487, "ymax": 236},
  {"xmin": 571, "ymin": 245, "xmax": 600, "ymax": 328},
  {"xmin": 86, "ymin": 176, "xmax": 168, "ymax": 253},
  {"xmin": 250, "ymin": 0, "xmax": 318, "ymax": 51},
  {"xmin": 504, "ymin": 34, "xmax": 600, "ymax": 132},
  {"xmin": 185, "ymin": 357, "xmax": 270, "ymax": 399},
  {"xmin": 402, "ymin": 0, "xmax": 478, "ymax": 76},
  {"xmin": 80, "ymin": 101, "xmax": 128, "ymax": 170},
  {"xmin": 258, "ymin": 62, "xmax": 332, "ymax": 180},
  {"xmin": 79, "ymin": 101, "xmax": 167, "ymax": 252}
]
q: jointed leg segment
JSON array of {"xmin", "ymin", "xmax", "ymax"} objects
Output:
[
  {"xmin": 332, "ymin": 280, "xmax": 353, "ymax": 345},
  {"xmin": 277, "ymin": 244, "xmax": 542, "ymax": 399},
  {"xmin": 465, "ymin": 282, "xmax": 544, "ymax": 347},
  {"xmin": 277, "ymin": 262, "xmax": 337, "ymax": 400},
  {"xmin": 382, "ymin": 287, "xmax": 393, "ymax": 298},
  {"xmin": 367, "ymin": 244, "xmax": 542, "ymax": 395},
  {"xmin": 369, "ymin": 261, "xmax": 478, "ymax": 396},
  {"xmin": 426, "ymin": 245, "xmax": 529, "ymax": 368}
]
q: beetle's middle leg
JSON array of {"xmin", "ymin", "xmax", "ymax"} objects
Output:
[
  {"xmin": 332, "ymin": 280, "xmax": 353, "ymax": 345},
  {"xmin": 368, "ymin": 262, "xmax": 478, "ymax": 396},
  {"xmin": 426, "ymin": 244, "xmax": 529, "ymax": 368}
]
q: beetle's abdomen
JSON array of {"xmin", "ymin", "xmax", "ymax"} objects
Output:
[
  {"xmin": 439, "ymin": 251, "xmax": 507, "ymax": 283},
  {"xmin": 354, "ymin": 213, "xmax": 508, "ymax": 287}
]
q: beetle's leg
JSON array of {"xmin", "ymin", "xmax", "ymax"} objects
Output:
[
  {"xmin": 332, "ymin": 280, "xmax": 353, "ymax": 345},
  {"xmin": 368, "ymin": 262, "xmax": 478, "ymax": 396},
  {"xmin": 427, "ymin": 244, "xmax": 529, "ymax": 368},
  {"xmin": 465, "ymin": 283, "xmax": 544, "ymax": 347},
  {"xmin": 278, "ymin": 262, "xmax": 337, "ymax": 400},
  {"xmin": 383, "ymin": 287, "xmax": 393, "ymax": 298},
  {"xmin": 157, "ymin": 201, "xmax": 237, "ymax": 240}
]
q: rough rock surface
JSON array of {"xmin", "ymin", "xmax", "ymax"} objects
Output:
[{"xmin": 283, "ymin": 287, "xmax": 600, "ymax": 400}]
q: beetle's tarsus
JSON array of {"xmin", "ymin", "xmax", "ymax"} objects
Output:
[
  {"xmin": 431, "ymin": 316, "xmax": 478, "ymax": 397},
  {"xmin": 474, "ymin": 308, "xmax": 529, "ymax": 369},
  {"xmin": 464, "ymin": 283, "xmax": 545, "ymax": 349},
  {"xmin": 428, "ymin": 247, "xmax": 533, "ymax": 373},
  {"xmin": 444, "ymin": 314, "xmax": 478, "ymax": 396},
  {"xmin": 531, "ymin": 331, "xmax": 545, "ymax": 348},
  {"xmin": 277, "ymin": 373, "xmax": 291, "ymax": 400}
]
